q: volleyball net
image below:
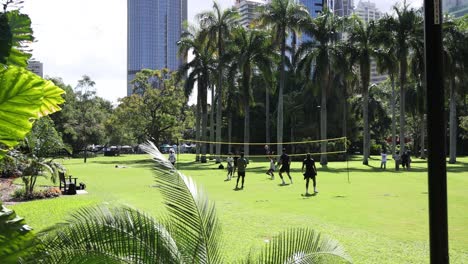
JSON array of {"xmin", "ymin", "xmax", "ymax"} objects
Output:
[{"xmin": 178, "ymin": 137, "xmax": 348, "ymax": 159}]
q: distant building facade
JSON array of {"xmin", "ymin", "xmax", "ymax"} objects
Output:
[
  {"xmin": 443, "ymin": 0, "xmax": 468, "ymax": 17},
  {"xmin": 332, "ymin": 0, "xmax": 354, "ymax": 17},
  {"xmin": 127, "ymin": 0, "xmax": 187, "ymax": 96},
  {"xmin": 27, "ymin": 60, "xmax": 43, "ymax": 77},
  {"xmin": 235, "ymin": 0, "xmax": 267, "ymax": 28},
  {"xmin": 354, "ymin": 0, "xmax": 386, "ymax": 84}
]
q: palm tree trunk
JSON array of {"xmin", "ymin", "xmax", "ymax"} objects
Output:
[
  {"xmin": 342, "ymin": 83, "xmax": 347, "ymax": 140},
  {"xmin": 228, "ymin": 112, "xmax": 232, "ymax": 153},
  {"xmin": 200, "ymin": 83, "xmax": 208, "ymax": 163},
  {"xmin": 449, "ymin": 78, "xmax": 457, "ymax": 163},
  {"xmin": 216, "ymin": 38, "xmax": 223, "ymax": 163},
  {"xmin": 420, "ymin": 114, "xmax": 426, "ymax": 159},
  {"xmin": 391, "ymin": 75, "xmax": 396, "ymax": 156},
  {"xmin": 363, "ymin": 86, "xmax": 369, "ymax": 165},
  {"xmin": 195, "ymin": 97, "xmax": 201, "ymax": 162},
  {"xmin": 266, "ymin": 85, "xmax": 270, "ymax": 144},
  {"xmin": 244, "ymin": 103, "xmax": 250, "ymax": 157},
  {"xmin": 362, "ymin": 63, "xmax": 370, "ymax": 165},
  {"xmin": 399, "ymin": 60, "xmax": 407, "ymax": 154},
  {"xmin": 210, "ymin": 86, "xmax": 215, "ymax": 157},
  {"xmin": 277, "ymin": 35, "xmax": 286, "ymax": 157},
  {"xmin": 320, "ymin": 77, "xmax": 328, "ymax": 165},
  {"xmin": 290, "ymin": 117, "xmax": 295, "ymax": 155}
]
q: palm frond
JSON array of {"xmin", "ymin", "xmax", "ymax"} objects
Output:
[
  {"xmin": 140, "ymin": 142, "xmax": 223, "ymax": 264},
  {"xmin": 27, "ymin": 205, "xmax": 181, "ymax": 264},
  {"xmin": 245, "ymin": 227, "xmax": 352, "ymax": 264}
]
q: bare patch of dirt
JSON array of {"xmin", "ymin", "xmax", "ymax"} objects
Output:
[{"xmin": 0, "ymin": 178, "xmax": 22, "ymax": 205}]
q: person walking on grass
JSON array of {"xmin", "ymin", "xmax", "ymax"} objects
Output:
[
  {"xmin": 168, "ymin": 149, "xmax": 176, "ymax": 166},
  {"xmin": 393, "ymin": 151, "xmax": 401, "ymax": 171},
  {"xmin": 278, "ymin": 148, "xmax": 293, "ymax": 185},
  {"xmin": 302, "ymin": 153, "xmax": 318, "ymax": 195},
  {"xmin": 380, "ymin": 150, "xmax": 387, "ymax": 169},
  {"xmin": 235, "ymin": 152, "xmax": 248, "ymax": 189},
  {"xmin": 226, "ymin": 153, "xmax": 234, "ymax": 181},
  {"xmin": 266, "ymin": 153, "xmax": 276, "ymax": 180}
]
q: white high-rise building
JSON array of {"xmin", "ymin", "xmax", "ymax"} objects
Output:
[
  {"xmin": 332, "ymin": 0, "xmax": 354, "ymax": 17},
  {"xmin": 27, "ymin": 60, "xmax": 43, "ymax": 77},
  {"xmin": 354, "ymin": 1, "xmax": 386, "ymax": 84},
  {"xmin": 234, "ymin": 0, "xmax": 267, "ymax": 28}
]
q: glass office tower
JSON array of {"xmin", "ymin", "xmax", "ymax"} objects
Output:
[{"xmin": 127, "ymin": 0, "xmax": 187, "ymax": 95}]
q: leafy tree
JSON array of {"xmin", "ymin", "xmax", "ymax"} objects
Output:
[
  {"xmin": 49, "ymin": 76, "xmax": 111, "ymax": 161},
  {"xmin": 258, "ymin": 0, "xmax": 310, "ymax": 157},
  {"xmin": 113, "ymin": 69, "xmax": 189, "ymax": 145}
]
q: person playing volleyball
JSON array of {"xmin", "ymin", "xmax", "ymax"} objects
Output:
[
  {"xmin": 278, "ymin": 148, "xmax": 293, "ymax": 185},
  {"xmin": 302, "ymin": 153, "xmax": 318, "ymax": 195},
  {"xmin": 235, "ymin": 152, "xmax": 248, "ymax": 189},
  {"xmin": 266, "ymin": 153, "xmax": 275, "ymax": 180}
]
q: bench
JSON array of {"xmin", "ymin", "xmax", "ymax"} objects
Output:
[{"xmin": 59, "ymin": 172, "xmax": 78, "ymax": 195}]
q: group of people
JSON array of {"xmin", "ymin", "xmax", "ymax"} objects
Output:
[
  {"xmin": 225, "ymin": 147, "xmax": 318, "ymax": 195},
  {"xmin": 380, "ymin": 150, "xmax": 411, "ymax": 170}
]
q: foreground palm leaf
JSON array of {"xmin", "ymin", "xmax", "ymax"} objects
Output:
[
  {"xmin": 29, "ymin": 206, "xmax": 181, "ymax": 263},
  {"xmin": 0, "ymin": 201, "xmax": 35, "ymax": 262},
  {"xmin": 0, "ymin": 65, "xmax": 65, "ymax": 158},
  {"xmin": 244, "ymin": 228, "xmax": 352, "ymax": 264},
  {"xmin": 140, "ymin": 142, "xmax": 223, "ymax": 264}
]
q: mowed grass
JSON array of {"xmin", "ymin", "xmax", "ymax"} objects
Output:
[{"xmin": 10, "ymin": 154, "xmax": 468, "ymax": 263}]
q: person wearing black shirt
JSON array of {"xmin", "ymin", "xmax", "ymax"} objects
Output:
[
  {"xmin": 278, "ymin": 148, "xmax": 293, "ymax": 185},
  {"xmin": 302, "ymin": 153, "xmax": 318, "ymax": 195},
  {"xmin": 235, "ymin": 152, "xmax": 248, "ymax": 189}
]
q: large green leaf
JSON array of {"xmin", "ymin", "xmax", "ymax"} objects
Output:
[
  {"xmin": 0, "ymin": 12, "xmax": 13, "ymax": 65},
  {"xmin": 4, "ymin": 10, "xmax": 33, "ymax": 67},
  {"xmin": 0, "ymin": 66, "xmax": 65, "ymax": 158},
  {"xmin": 0, "ymin": 201, "xmax": 35, "ymax": 263}
]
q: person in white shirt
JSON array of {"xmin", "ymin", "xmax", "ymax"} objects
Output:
[
  {"xmin": 226, "ymin": 153, "xmax": 234, "ymax": 181},
  {"xmin": 266, "ymin": 154, "xmax": 275, "ymax": 180},
  {"xmin": 381, "ymin": 151, "xmax": 387, "ymax": 169},
  {"xmin": 168, "ymin": 149, "xmax": 176, "ymax": 166}
]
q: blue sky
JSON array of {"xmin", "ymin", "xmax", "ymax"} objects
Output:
[{"xmin": 22, "ymin": 0, "xmax": 422, "ymax": 103}]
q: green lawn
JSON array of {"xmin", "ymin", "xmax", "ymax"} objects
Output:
[{"xmin": 9, "ymin": 154, "xmax": 468, "ymax": 263}]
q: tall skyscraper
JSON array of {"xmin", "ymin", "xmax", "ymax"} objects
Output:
[
  {"xmin": 235, "ymin": 0, "xmax": 267, "ymax": 28},
  {"xmin": 127, "ymin": 0, "xmax": 187, "ymax": 96},
  {"xmin": 332, "ymin": 0, "xmax": 354, "ymax": 17},
  {"xmin": 354, "ymin": 1, "xmax": 386, "ymax": 84}
]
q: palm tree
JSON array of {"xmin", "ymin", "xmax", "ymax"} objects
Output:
[
  {"xmin": 258, "ymin": 0, "xmax": 310, "ymax": 156},
  {"xmin": 332, "ymin": 43, "xmax": 358, "ymax": 143},
  {"xmin": 178, "ymin": 26, "xmax": 216, "ymax": 163},
  {"xmin": 408, "ymin": 14, "xmax": 426, "ymax": 159},
  {"xmin": 347, "ymin": 16, "xmax": 379, "ymax": 165},
  {"xmin": 443, "ymin": 15, "xmax": 467, "ymax": 164},
  {"xmin": 375, "ymin": 15, "xmax": 399, "ymax": 157},
  {"xmin": 22, "ymin": 142, "xmax": 353, "ymax": 263},
  {"xmin": 386, "ymin": 2, "xmax": 421, "ymax": 154},
  {"xmin": 297, "ymin": 9, "xmax": 341, "ymax": 165},
  {"xmin": 198, "ymin": 1, "xmax": 239, "ymax": 162},
  {"xmin": 230, "ymin": 27, "xmax": 274, "ymax": 156}
]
